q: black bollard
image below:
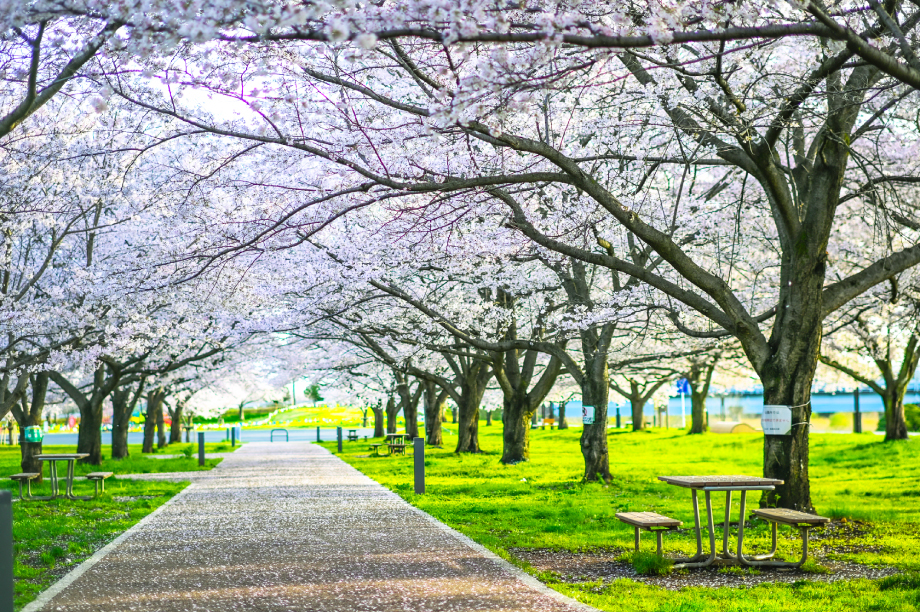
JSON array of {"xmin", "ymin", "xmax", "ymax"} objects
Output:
[
  {"xmin": 198, "ymin": 432, "xmax": 205, "ymax": 467},
  {"xmin": 414, "ymin": 437, "xmax": 425, "ymax": 494},
  {"xmin": 316, "ymin": 426, "xmax": 320, "ymax": 442},
  {"xmin": 616, "ymin": 405, "xmax": 621, "ymax": 429},
  {"xmin": 231, "ymin": 427, "xmax": 236, "ymax": 448},
  {"xmin": 336, "ymin": 427, "xmax": 342, "ymax": 452},
  {"xmin": 1, "ymin": 490, "xmax": 12, "ymax": 612},
  {"xmin": 854, "ymin": 387, "xmax": 862, "ymax": 434}
]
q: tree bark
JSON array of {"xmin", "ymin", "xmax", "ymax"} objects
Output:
[
  {"xmin": 50, "ymin": 366, "xmax": 121, "ymax": 465},
  {"xmin": 687, "ymin": 357, "xmax": 718, "ymax": 434},
  {"xmin": 11, "ymin": 374, "xmax": 49, "ymax": 481},
  {"xmin": 156, "ymin": 401, "xmax": 167, "ymax": 448},
  {"xmin": 395, "ymin": 373, "xmax": 423, "ymax": 439},
  {"xmin": 385, "ymin": 396, "xmax": 399, "ymax": 434},
  {"xmin": 371, "ymin": 401, "xmax": 385, "ymax": 437},
  {"xmin": 110, "ymin": 378, "xmax": 144, "ymax": 460},
  {"xmin": 423, "ymin": 381, "xmax": 446, "ymax": 446},
  {"xmin": 759, "ymin": 332, "xmax": 820, "ymax": 512},
  {"xmin": 580, "ymin": 356, "xmax": 610, "ymax": 481},
  {"xmin": 558, "ymin": 400, "xmax": 568, "ymax": 429},
  {"xmin": 455, "ymin": 362, "xmax": 490, "ymax": 453},
  {"xmin": 143, "ymin": 388, "xmax": 165, "ymax": 453},
  {"xmin": 168, "ymin": 399, "xmax": 184, "ymax": 444},
  {"xmin": 485, "ymin": 410, "xmax": 492, "ymax": 426},
  {"xmin": 883, "ymin": 390, "xmax": 909, "ymax": 441},
  {"xmin": 451, "ymin": 407, "xmax": 457, "ymax": 423}
]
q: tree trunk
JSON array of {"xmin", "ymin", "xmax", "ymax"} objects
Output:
[
  {"xmin": 629, "ymin": 380, "xmax": 646, "ymax": 432},
  {"xmin": 451, "ymin": 407, "xmax": 457, "ymax": 423},
  {"xmin": 13, "ymin": 374, "xmax": 50, "ymax": 481},
  {"xmin": 169, "ymin": 402, "xmax": 183, "ymax": 444},
  {"xmin": 371, "ymin": 402, "xmax": 385, "ymax": 437},
  {"xmin": 157, "ymin": 403, "xmax": 166, "ymax": 448},
  {"xmin": 77, "ymin": 398, "xmax": 105, "ymax": 465},
  {"xmin": 690, "ymin": 391, "xmax": 707, "ymax": 434},
  {"xmin": 500, "ymin": 393, "xmax": 530, "ymax": 463},
  {"xmin": 455, "ymin": 363, "xmax": 490, "ymax": 453},
  {"xmin": 423, "ymin": 382, "xmax": 445, "ymax": 446},
  {"xmin": 580, "ymin": 357, "xmax": 610, "ymax": 481},
  {"xmin": 385, "ymin": 396, "xmax": 399, "ymax": 434},
  {"xmin": 759, "ymin": 337, "xmax": 818, "ymax": 512},
  {"xmin": 485, "ymin": 410, "xmax": 492, "ymax": 426},
  {"xmin": 238, "ymin": 402, "xmax": 244, "ymax": 421},
  {"xmin": 883, "ymin": 391, "xmax": 909, "ymax": 441},
  {"xmin": 111, "ymin": 388, "xmax": 132, "ymax": 460},
  {"xmin": 143, "ymin": 389, "xmax": 165, "ymax": 453},
  {"xmin": 558, "ymin": 401, "xmax": 568, "ymax": 429}
]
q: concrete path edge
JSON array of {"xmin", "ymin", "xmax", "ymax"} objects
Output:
[
  {"xmin": 20, "ymin": 481, "xmax": 198, "ymax": 612},
  {"xmin": 317, "ymin": 445, "xmax": 601, "ymax": 612}
]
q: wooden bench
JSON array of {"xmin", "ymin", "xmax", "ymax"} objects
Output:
[
  {"xmin": 10, "ymin": 473, "xmax": 40, "ymax": 500},
  {"xmin": 86, "ymin": 472, "xmax": 114, "ymax": 496},
  {"xmin": 742, "ymin": 508, "xmax": 830, "ymax": 568},
  {"xmin": 369, "ymin": 443, "xmax": 387, "ymax": 457},
  {"xmin": 616, "ymin": 512, "xmax": 682, "ymax": 557},
  {"xmin": 387, "ymin": 443, "xmax": 408, "ymax": 456}
]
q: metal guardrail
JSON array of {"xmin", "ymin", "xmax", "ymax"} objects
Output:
[{"xmin": 270, "ymin": 429, "xmax": 289, "ymax": 442}]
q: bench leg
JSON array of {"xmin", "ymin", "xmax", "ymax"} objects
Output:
[
  {"xmin": 634, "ymin": 527, "xmax": 640, "ymax": 552},
  {"xmin": 674, "ymin": 491, "xmax": 718, "ymax": 569},
  {"xmin": 94, "ymin": 480, "xmax": 99, "ymax": 497},
  {"xmin": 739, "ymin": 524, "xmax": 810, "ymax": 568},
  {"xmin": 656, "ymin": 530, "xmax": 663, "ymax": 558}
]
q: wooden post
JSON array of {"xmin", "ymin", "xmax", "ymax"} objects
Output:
[
  {"xmin": 0, "ymin": 490, "xmax": 12, "ymax": 612},
  {"xmin": 414, "ymin": 437, "xmax": 425, "ymax": 494}
]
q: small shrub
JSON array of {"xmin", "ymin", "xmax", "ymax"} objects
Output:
[
  {"xmin": 180, "ymin": 446, "xmax": 195, "ymax": 459},
  {"xmin": 629, "ymin": 550, "xmax": 673, "ymax": 576}
]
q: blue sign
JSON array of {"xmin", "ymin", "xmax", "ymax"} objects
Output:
[{"xmin": 676, "ymin": 378, "xmax": 690, "ymax": 394}]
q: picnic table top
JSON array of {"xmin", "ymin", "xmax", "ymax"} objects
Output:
[
  {"xmin": 35, "ymin": 453, "xmax": 90, "ymax": 460},
  {"xmin": 657, "ymin": 475, "xmax": 784, "ymax": 488},
  {"xmin": 385, "ymin": 433, "xmax": 406, "ymax": 438},
  {"xmin": 347, "ymin": 429, "xmax": 358, "ymax": 432}
]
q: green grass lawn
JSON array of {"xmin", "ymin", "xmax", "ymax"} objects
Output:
[
  {"xmin": 322, "ymin": 426, "xmax": 920, "ymax": 612},
  {"xmin": 0, "ymin": 443, "xmax": 228, "ymax": 481},
  {"xmin": 5, "ymin": 478, "xmax": 187, "ymax": 610}
]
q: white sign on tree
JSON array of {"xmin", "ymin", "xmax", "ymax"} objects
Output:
[
  {"xmin": 762, "ymin": 406, "xmax": 792, "ymax": 436},
  {"xmin": 582, "ymin": 405, "xmax": 595, "ymax": 425}
]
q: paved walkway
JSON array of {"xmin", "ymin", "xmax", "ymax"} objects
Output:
[{"xmin": 26, "ymin": 442, "xmax": 594, "ymax": 612}]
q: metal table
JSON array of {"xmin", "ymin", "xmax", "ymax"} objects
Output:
[
  {"xmin": 36, "ymin": 453, "xmax": 91, "ymax": 500},
  {"xmin": 658, "ymin": 475, "xmax": 783, "ymax": 568}
]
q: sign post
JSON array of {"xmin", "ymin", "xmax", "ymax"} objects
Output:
[
  {"xmin": 676, "ymin": 378, "xmax": 690, "ymax": 429},
  {"xmin": 762, "ymin": 405, "xmax": 792, "ymax": 436}
]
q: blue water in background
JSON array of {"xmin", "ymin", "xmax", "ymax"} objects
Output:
[{"xmin": 550, "ymin": 388, "xmax": 919, "ymax": 417}]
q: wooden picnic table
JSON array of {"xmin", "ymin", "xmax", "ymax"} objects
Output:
[
  {"xmin": 657, "ymin": 474, "xmax": 783, "ymax": 568},
  {"xmin": 384, "ymin": 434, "xmax": 409, "ymax": 454},
  {"xmin": 36, "ymin": 453, "xmax": 91, "ymax": 500},
  {"xmin": 347, "ymin": 429, "xmax": 359, "ymax": 442}
]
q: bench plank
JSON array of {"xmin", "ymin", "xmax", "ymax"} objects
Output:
[
  {"xmin": 753, "ymin": 508, "xmax": 829, "ymax": 526},
  {"xmin": 616, "ymin": 512, "xmax": 682, "ymax": 528},
  {"xmin": 10, "ymin": 473, "xmax": 40, "ymax": 480},
  {"xmin": 86, "ymin": 472, "xmax": 113, "ymax": 479}
]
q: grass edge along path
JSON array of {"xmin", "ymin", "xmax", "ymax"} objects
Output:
[
  {"xmin": 322, "ymin": 426, "xmax": 920, "ymax": 612},
  {"xmin": 8, "ymin": 478, "xmax": 188, "ymax": 611}
]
